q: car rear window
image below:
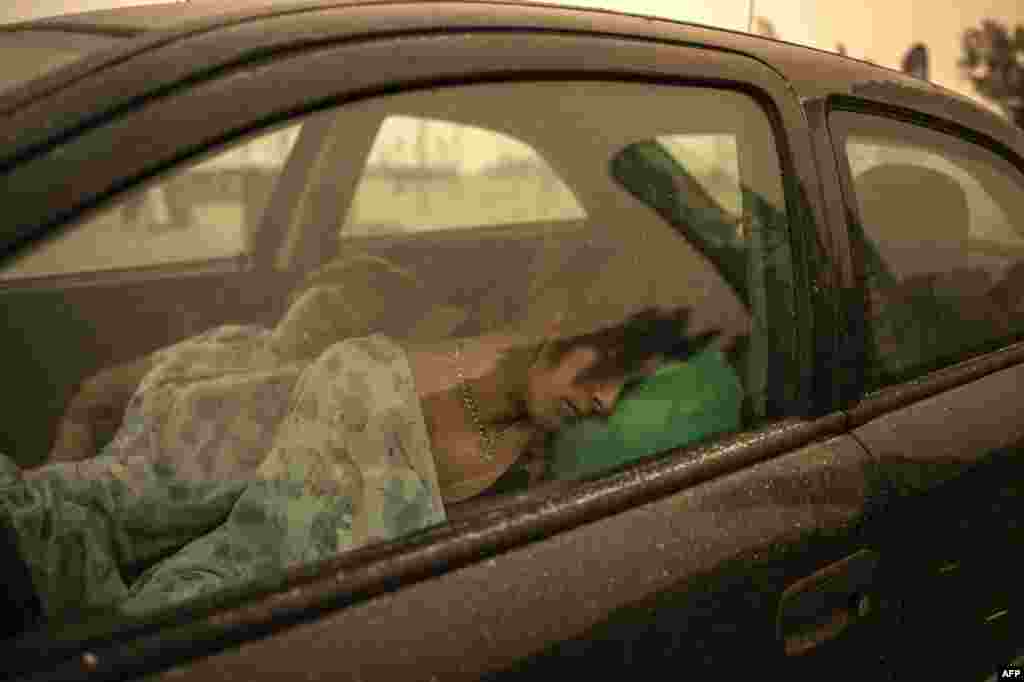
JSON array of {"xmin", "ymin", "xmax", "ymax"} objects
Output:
[
  {"xmin": 0, "ymin": 30, "xmax": 122, "ymax": 96},
  {"xmin": 832, "ymin": 109, "xmax": 1024, "ymax": 387}
]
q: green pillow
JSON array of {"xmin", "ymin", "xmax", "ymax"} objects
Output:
[{"xmin": 548, "ymin": 348, "xmax": 743, "ymax": 481}]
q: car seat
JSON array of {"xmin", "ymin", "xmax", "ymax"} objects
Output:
[
  {"xmin": 269, "ymin": 251, "xmax": 468, "ymax": 361},
  {"xmin": 47, "ymin": 252, "xmax": 469, "ymax": 466},
  {"xmin": 854, "ymin": 163, "xmax": 969, "ymax": 283},
  {"xmin": 852, "ymin": 164, "xmax": 969, "ymax": 376}
]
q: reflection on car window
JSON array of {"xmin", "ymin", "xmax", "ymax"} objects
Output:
[
  {"xmin": 0, "ymin": 81, "xmax": 792, "ymax": 636},
  {"xmin": 0, "ymin": 122, "xmax": 302, "ymax": 279},
  {"xmin": 835, "ymin": 111, "xmax": 1024, "ymax": 387},
  {"xmin": 341, "ymin": 115, "xmax": 585, "ymax": 235}
]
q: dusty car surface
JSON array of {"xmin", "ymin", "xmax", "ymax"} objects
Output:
[{"xmin": 2, "ymin": 1, "xmax": 1024, "ymax": 680}]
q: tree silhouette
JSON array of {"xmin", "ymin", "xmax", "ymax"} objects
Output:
[{"xmin": 959, "ymin": 20, "xmax": 1024, "ymax": 127}]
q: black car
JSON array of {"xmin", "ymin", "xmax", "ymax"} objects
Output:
[{"xmin": 2, "ymin": 2, "xmax": 1024, "ymax": 680}]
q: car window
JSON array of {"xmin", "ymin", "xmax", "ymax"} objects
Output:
[
  {"xmin": 0, "ymin": 122, "xmax": 302, "ymax": 279},
  {"xmin": 657, "ymin": 134, "xmax": 743, "ymax": 218},
  {"xmin": 0, "ymin": 80, "xmax": 793, "ymax": 635},
  {"xmin": 341, "ymin": 115, "xmax": 585, "ymax": 235},
  {"xmin": 832, "ymin": 110, "xmax": 1024, "ymax": 388}
]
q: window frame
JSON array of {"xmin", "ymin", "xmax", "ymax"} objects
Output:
[
  {"xmin": 827, "ymin": 100, "xmax": 1024, "ymax": 394},
  {"xmin": 0, "ymin": 29, "xmax": 124, "ymax": 97},
  {"xmin": 0, "ymin": 26, "xmax": 831, "ymax": 678}
]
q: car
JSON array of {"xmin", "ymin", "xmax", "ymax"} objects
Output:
[{"xmin": 1, "ymin": 1, "xmax": 1024, "ymax": 680}]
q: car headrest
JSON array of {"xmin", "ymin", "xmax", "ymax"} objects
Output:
[
  {"xmin": 518, "ymin": 222, "xmax": 749, "ymax": 352},
  {"xmin": 271, "ymin": 252, "xmax": 468, "ymax": 360},
  {"xmin": 853, "ymin": 163, "xmax": 969, "ymax": 280}
]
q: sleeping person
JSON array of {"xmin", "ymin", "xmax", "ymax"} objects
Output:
[{"xmin": 0, "ymin": 305, "xmax": 732, "ymax": 627}]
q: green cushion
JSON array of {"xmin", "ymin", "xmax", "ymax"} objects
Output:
[{"xmin": 548, "ymin": 348, "xmax": 743, "ymax": 481}]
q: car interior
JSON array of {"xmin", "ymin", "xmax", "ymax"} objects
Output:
[
  {"xmin": 9, "ymin": 83, "xmax": 781, "ymax": 519},
  {"xmin": 852, "ymin": 158, "xmax": 1024, "ymax": 384},
  {"xmin": 258, "ymin": 85, "xmax": 769, "ymax": 507}
]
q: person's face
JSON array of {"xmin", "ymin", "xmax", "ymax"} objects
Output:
[{"xmin": 523, "ymin": 341, "xmax": 662, "ymax": 432}]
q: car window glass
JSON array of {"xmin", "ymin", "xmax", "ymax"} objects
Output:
[
  {"xmin": 657, "ymin": 134, "xmax": 743, "ymax": 218},
  {"xmin": 0, "ymin": 122, "xmax": 302, "ymax": 279},
  {"xmin": 0, "ymin": 81, "xmax": 792, "ymax": 636},
  {"xmin": 610, "ymin": 125, "xmax": 795, "ymax": 420},
  {"xmin": 341, "ymin": 115, "xmax": 585, "ymax": 235},
  {"xmin": 833, "ymin": 111, "xmax": 1024, "ymax": 388},
  {"xmin": 847, "ymin": 140, "xmax": 1024, "ymax": 249}
]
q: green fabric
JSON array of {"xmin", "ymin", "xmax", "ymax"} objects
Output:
[
  {"xmin": 548, "ymin": 348, "xmax": 743, "ymax": 481},
  {"xmin": 0, "ymin": 452, "xmax": 249, "ymax": 624}
]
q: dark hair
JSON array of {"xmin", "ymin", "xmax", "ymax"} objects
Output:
[{"xmin": 547, "ymin": 306, "xmax": 719, "ymax": 383}]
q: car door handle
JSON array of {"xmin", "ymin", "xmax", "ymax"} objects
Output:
[{"xmin": 777, "ymin": 549, "xmax": 881, "ymax": 656}]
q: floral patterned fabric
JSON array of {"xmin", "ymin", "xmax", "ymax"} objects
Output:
[{"xmin": 0, "ymin": 327, "xmax": 445, "ymax": 625}]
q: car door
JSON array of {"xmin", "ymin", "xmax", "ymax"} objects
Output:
[
  {"xmin": 0, "ymin": 6, "xmax": 897, "ymax": 681},
  {"xmin": 822, "ymin": 103, "xmax": 1024, "ymax": 680}
]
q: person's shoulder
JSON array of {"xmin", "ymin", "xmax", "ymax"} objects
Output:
[
  {"xmin": 404, "ymin": 339, "xmax": 455, "ymax": 397},
  {"xmin": 321, "ymin": 334, "xmax": 407, "ymax": 366}
]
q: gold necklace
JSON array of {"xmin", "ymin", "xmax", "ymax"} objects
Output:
[{"xmin": 453, "ymin": 340, "xmax": 503, "ymax": 462}]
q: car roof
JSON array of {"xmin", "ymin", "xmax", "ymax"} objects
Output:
[
  {"xmin": 2, "ymin": 0, "xmax": 1020, "ymax": 152},
  {"xmin": 2, "ymin": 1, "xmax": 382, "ymax": 35},
  {"xmin": 0, "ymin": 0, "xmax": 963, "ymax": 87}
]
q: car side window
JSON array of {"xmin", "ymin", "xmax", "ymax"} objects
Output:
[
  {"xmin": 0, "ymin": 123, "xmax": 302, "ymax": 279},
  {"xmin": 831, "ymin": 111, "xmax": 1024, "ymax": 388},
  {"xmin": 658, "ymin": 134, "xmax": 744, "ymax": 219},
  {"xmin": 341, "ymin": 115, "xmax": 585, "ymax": 235},
  {"xmin": 0, "ymin": 80, "xmax": 794, "ymax": 633}
]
